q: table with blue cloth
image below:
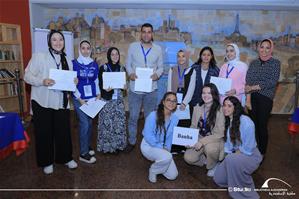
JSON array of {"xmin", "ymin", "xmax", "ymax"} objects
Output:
[
  {"xmin": 288, "ymin": 107, "xmax": 299, "ymax": 134},
  {"xmin": 0, "ymin": 112, "xmax": 30, "ymax": 160}
]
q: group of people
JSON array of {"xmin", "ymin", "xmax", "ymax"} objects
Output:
[{"xmin": 24, "ymin": 22, "xmax": 280, "ymax": 198}]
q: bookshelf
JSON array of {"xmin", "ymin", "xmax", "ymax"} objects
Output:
[{"xmin": 0, "ymin": 23, "xmax": 27, "ymax": 114}]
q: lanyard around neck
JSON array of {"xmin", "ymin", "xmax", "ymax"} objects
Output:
[
  {"xmin": 178, "ymin": 65, "xmax": 186, "ymax": 87},
  {"xmin": 50, "ymin": 53, "xmax": 61, "ymax": 69},
  {"xmin": 163, "ymin": 119, "xmax": 172, "ymax": 148},
  {"xmin": 203, "ymin": 106, "xmax": 207, "ymax": 129},
  {"xmin": 141, "ymin": 44, "xmax": 152, "ymax": 67},
  {"xmin": 226, "ymin": 64, "xmax": 234, "ymax": 78}
]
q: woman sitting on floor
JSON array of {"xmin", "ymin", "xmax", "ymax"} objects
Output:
[
  {"xmin": 140, "ymin": 92, "xmax": 179, "ymax": 183},
  {"xmin": 184, "ymin": 83, "xmax": 225, "ymax": 177},
  {"xmin": 213, "ymin": 96, "xmax": 263, "ymax": 199}
]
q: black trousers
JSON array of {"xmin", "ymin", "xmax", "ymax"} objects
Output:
[
  {"xmin": 250, "ymin": 93, "xmax": 273, "ymax": 155},
  {"xmin": 31, "ymin": 100, "xmax": 73, "ymax": 167}
]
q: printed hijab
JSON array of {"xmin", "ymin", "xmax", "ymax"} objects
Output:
[{"xmin": 259, "ymin": 39, "xmax": 274, "ymax": 62}]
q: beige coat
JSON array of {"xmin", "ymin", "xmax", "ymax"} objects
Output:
[{"xmin": 190, "ymin": 104, "xmax": 225, "ymax": 161}]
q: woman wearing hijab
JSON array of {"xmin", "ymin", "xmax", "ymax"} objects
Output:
[
  {"xmin": 72, "ymin": 40, "xmax": 100, "ymax": 164},
  {"xmin": 219, "ymin": 43, "xmax": 248, "ymax": 105},
  {"xmin": 167, "ymin": 49, "xmax": 194, "ymax": 117},
  {"xmin": 245, "ymin": 39, "xmax": 280, "ymax": 155},
  {"xmin": 97, "ymin": 47, "xmax": 127, "ymax": 153},
  {"xmin": 167, "ymin": 49, "xmax": 194, "ymax": 153},
  {"xmin": 24, "ymin": 30, "xmax": 77, "ymax": 174}
]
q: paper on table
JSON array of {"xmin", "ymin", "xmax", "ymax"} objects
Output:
[
  {"xmin": 103, "ymin": 72, "xmax": 126, "ymax": 89},
  {"xmin": 210, "ymin": 76, "xmax": 232, "ymax": 95},
  {"xmin": 174, "ymin": 105, "xmax": 190, "ymax": 120},
  {"xmin": 172, "ymin": 126, "xmax": 199, "ymax": 146},
  {"xmin": 79, "ymin": 98, "xmax": 106, "ymax": 118},
  {"xmin": 48, "ymin": 69, "xmax": 77, "ymax": 91},
  {"xmin": 134, "ymin": 68, "xmax": 153, "ymax": 92}
]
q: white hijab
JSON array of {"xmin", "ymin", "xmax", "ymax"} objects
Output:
[
  {"xmin": 225, "ymin": 43, "xmax": 240, "ymax": 66},
  {"xmin": 77, "ymin": 40, "xmax": 94, "ymax": 65}
]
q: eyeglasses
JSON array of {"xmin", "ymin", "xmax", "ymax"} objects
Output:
[{"xmin": 165, "ymin": 99, "xmax": 177, "ymax": 104}]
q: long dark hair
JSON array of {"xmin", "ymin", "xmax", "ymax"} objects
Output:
[
  {"xmin": 203, "ymin": 83, "xmax": 220, "ymax": 129},
  {"xmin": 156, "ymin": 92, "xmax": 177, "ymax": 134},
  {"xmin": 223, "ymin": 96, "xmax": 243, "ymax": 145},
  {"xmin": 195, "ymin": 46, "xmax": 217, "ymax": 68}
]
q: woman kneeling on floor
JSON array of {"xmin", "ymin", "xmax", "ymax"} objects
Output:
[
  {"xmin": 213, "ymin": 96, "xmax": 263, "ymax": 199},
  {"xmin": 140, "ymin": 92, "xmax": 179, "ymax": 183},
  {"xmin": 184, "ymin": 83, "xmax": 225, "ymax": 177}
]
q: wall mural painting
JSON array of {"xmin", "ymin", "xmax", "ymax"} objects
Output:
[{"xmin": 43, "ymin": 9, "xmax": 299, "ymax": 113}]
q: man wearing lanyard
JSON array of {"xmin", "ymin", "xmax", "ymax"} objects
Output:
[{"xmin": 125, "ymin": 23, "xmax": 164, "ymax": 152}]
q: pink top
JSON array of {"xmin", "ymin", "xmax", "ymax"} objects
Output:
[{"xmin": 219, "ymin": 61, "xmax": 248, "ymax": 104}]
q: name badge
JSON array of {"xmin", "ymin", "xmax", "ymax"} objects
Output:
[
  {"xmin": 176, "ymin": 93, "xmax": 183, "ymax": 104},
  {"xmin": 112, "ymin": 89, "xmax": 118, "ymax": 100},
  {"xmin": 83, "ymin": 85, "xmax": 92, "ymax": 97}
]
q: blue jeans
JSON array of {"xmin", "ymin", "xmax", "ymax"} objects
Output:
[
  {"xmin": 157, "ymin": 74, "xmax": 168, "ymax": 106},
  {"xmin": 73, "ymin": 98, "xmax": 93, "ymax": 155},
  {"xmin": 128, "ymin": 90, "xmax": 157, "ymax": 145}
]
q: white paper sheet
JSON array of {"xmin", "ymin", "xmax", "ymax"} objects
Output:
[
  {"xmin": 176, "ymin": 93, "xmax": 183, "ymax": 104},
  {"xmin": 210, "ymin": 76, "xmax": 232, "ymax": 95},
  {"xmin": 48, "ymin": 69, "xmax": 77, "ymax": 91},
  {"xmin": 172, "ymin": 126, "xmax": 199, "ymax": 146},
  {"xmin": 79, "ymin": 98, "xmax": 107, "ymax": 118},
  {"xmin": 103, "ymin": 72, "xmax": 126, "ymax": 89},
  {"xmin": 174, "ymin": 105, "xmax": 190, "ymax": 120},
  {"xmin": 134, "ymin": 68, "xmax": 153, "ymax": 92}
]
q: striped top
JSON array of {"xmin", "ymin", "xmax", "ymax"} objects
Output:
[{"xmin": 246, "ymin": 58, "xmax": 280, "ymax": 100}]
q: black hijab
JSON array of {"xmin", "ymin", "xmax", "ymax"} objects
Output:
[
  {"xmin": 106, "ymin": 47, "xmax": 120, "ymax": 72},
  {"xmin": 48, "ymin": 30, "xmax": 69, "ymax": 108}
]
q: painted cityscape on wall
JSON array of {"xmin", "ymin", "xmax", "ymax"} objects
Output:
[{"xmin": 42, "ymin": 9, "xmax": 299, "ymax": 113}]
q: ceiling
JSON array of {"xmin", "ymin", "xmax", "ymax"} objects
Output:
[{"xmin": 30, "ymin": 0, "xmax": 299, "ymax": 10}]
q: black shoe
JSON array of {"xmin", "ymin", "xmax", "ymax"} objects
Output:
[
  {"xmin": 79, "ymin": 153, "xmax": 96, "ymax": 164},
  {"xmin": 124, "ymin": 144, "xmax": 135, "ymax": 153}
]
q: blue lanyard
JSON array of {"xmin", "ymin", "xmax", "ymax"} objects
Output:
[
  {"xmin": 106, "ymin": 64, "xmax": 112, "ymax": 72},
  {"xmin": 163, "ymin": 120, "xmax": 172, "ymax": 148},
  {"xmin": 106, "ymin": 64, "xmax": 120, "ymax": 72},
  {"xmin": 226, "ymin": 64, "xmax": 234, "ymax": 78},
  {"xmin": 177, "ymin": 65, "xmax": 186, "ymax": 87},
  {"xmin": 203, "ymin": 106, "xmax": 207, "ymax": 130},
  {"xmin": 50, "ymin": 53, "xmax": 61, "ymax": 69},
  {"xmin": 141, "ymin": 44, "xmax": 152, "ymax": 67}
]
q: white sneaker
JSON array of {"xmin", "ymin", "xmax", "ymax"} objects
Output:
[
  {"xmin": 65, "ymin": 160, "xmax": 78, "ymax": 169},
  {"xmin": 207, "ymin": 163, "xmax": 219, "ymax": 177},
  {"xmin": 43, "ymin": 165, "xmax": 53, "ymax": 175},
  {"xmin": 148, "ymin": 171, "xmax": 157, "ymax": 183}
]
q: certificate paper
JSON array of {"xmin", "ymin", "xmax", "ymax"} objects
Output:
[
  {"xmin": 210, "ymin": 76, "xmax": 232, "ymax": 95},
  {"xmin": 48, "ymin": 69, "xmax": 77, "ymax": 91},
  {"xmin": 79, "ymin": 98, "xmax": 106, "ymax": 118},
  {"xmin": 134, "ymin": 68, "xmax": 153, "ymax": 92},
  {"xmin": 174, "ymin": 105, "xmax": 190, "ymax": 120},
  {"xmin": 172, "ymin": 127, "xmax": 199, "ymax": 146},
  {"xmin": 103, "ymin": 72, "xmax": 126, "ymax": 89}
]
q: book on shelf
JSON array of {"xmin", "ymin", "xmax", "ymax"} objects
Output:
[{"xmin": 0, "ymin": 68, "xmax": 16, "ymax": 79}]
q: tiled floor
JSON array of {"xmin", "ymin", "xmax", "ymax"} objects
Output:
[{"xmin": 0, "ymin": 114, "xmax": 298, "ymax": 199}]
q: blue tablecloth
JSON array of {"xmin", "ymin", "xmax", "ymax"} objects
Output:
[{"xmin": 0, "ymin": 112, "xmax": 29, "ymax": 160}]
